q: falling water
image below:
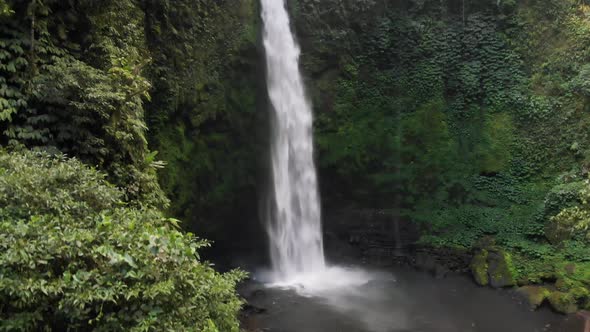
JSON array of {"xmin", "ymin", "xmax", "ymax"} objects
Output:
[
  {"xmin": 261, "ymin": 0, "xmax": 325, "ymax": 279},
  {"xmin": 260, "ymin": 0, "xmax": 371, "ymax": 293}
]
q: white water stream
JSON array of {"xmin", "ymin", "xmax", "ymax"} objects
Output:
[
  {"xmin": 261, "ymin": 0, "xmax": 370, "ymax": 292},
  {"xmin": 261, "ymin": 0, "xmax": 325, "ymax": 278}
]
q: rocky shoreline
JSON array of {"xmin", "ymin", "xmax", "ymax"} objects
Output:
[{"xmin": 322, "ymin": 208, "xmax": 590, "ymax": 317}]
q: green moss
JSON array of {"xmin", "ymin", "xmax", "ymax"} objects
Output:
[
  {"xmin": 511, "ymin": 256, "xmax": 590, "ymax": 312},
  {"xmin": 143, "ymin": 0, "xmax": 262, "ymax": 240},
  {"xmin": 488, "ymin": 249, "xmax": 517, "ymax": 288},
  {"xmin": 547, "ymin": 291, "xmax": 579, "ymax": 314},
  {"xmin": 470, "ymin": 248, "xmax": 517, "ymax": 288},
  {"xmin": 475, "ymin": 113, "xmax": 515, "ymax": 174},
  {"xmin": 470, "ymin": 249, "xmax": 489, "ymax": 286},
  {"xmin": 516, "ymin": 286, "xmax": 551, "ymax": 309}
]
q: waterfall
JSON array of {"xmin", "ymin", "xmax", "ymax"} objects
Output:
[
  {"xmin": 261, "ymin": 0, "xmax": 326, "ymax": 279},
  {"xmin": 260, "ymin": 0, "xmax": 371, "ymax": 293}
]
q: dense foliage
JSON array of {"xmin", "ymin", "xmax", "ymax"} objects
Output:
[
  {"xmin": 0, "ymin": 1, "xmax": 252, "ymax": 330},
  {"xmin": 2, "ymin": 0, "xmax": 590, "ymax": 323},
  {"xmin": 291, "ymin": 0, "xmax": 590, "ymax": 311},
  {"xmin": 0, "ymin": 150, "xmax": 245, "ymax": 331},
  {"xmin": 143, "ymin": 0, "xmax": 264, "ymax": 243},
  {"xmin": 0, "ymin": 0, "xmax": 166, "ymax": 207},
  {"xmin": 0, "ymin": 0, "xmax": 264, "ymax": 244}
]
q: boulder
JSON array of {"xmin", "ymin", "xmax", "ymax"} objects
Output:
[
  {"xmin": 488, "ymin": 250, "xmax": 516, "ymax": 288},
  {"xmin": 545, "ymin": 220, "xmax": 573, "ymax": 245},
  {"xmin": 516, "ymin": 286, "xmax": 550, "ymax": 309},
  {"xmin": 470, "ymin": 249, "xmax": 489, "ymax": 286},
  {"xmin": 548, "ymin": 291, "xmax": 579, "ymax": 314},
  {"xmin": 469, "ymin": 247, "xmax": 516, "ymax": 288}
]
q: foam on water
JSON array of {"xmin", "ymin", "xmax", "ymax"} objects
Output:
[{"xmin": 266, "ymin": 266, "xmax": 374, "ymax": 295}]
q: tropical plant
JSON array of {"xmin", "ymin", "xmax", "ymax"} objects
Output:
[{"xmin": 0, "ymin": 150, "xmax": 245, "ymax": 331}]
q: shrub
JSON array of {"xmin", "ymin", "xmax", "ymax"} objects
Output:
[
  {"xmin": 550, "ymin": 179, "xmax": 590, "ymax": 243},
  {"xmin": 0, "ymin": 150, "xmax": 245, "ymax": 331}
]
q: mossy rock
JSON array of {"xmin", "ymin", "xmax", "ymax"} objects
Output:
[
  {"xmin": 570, "ymin": 287, "xmax": 590, "ymax": 311},
  {"xmin": 547, "ymin": 291, "xmax": 579, "ymax": 314},
  {"xmin": 542, "ymin": 181, "xmax": 586, "ymax": 244},
  {"xmin": 488, "ymin": 250, "xmax": 517, "ymax": 288},
  {"xmin": 470, "ymin": 249, "xmax": 489, "ymax": 286},
  {"xmin": 564, "ymin": 263, "xmax": 576, "ymax": 276},
  {"xmin": 470, "ymin": 247, "xmax": 516, "ymax": 288},
  {"xmin": 544, "ymin": 220, "xmax": 573, "ymax": 245},
  {"xmin": 516, "ymin": 286, "xmax": 551, "ymax": 309}
]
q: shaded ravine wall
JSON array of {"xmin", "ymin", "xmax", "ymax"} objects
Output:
[
  {"xmin": 144, "ymin": 0, "xmax": 270, "ymax": 259},
  {"xmin": 145, "ymin": 0, "xmax": 590, "ymax": 312},
  {"xmin": 288, "ymin": 0, "xmax": 590, "ymax": 313}
]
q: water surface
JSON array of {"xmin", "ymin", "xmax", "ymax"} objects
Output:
[{"xmin": 241, "ymin": 267, "xmax": 578, "ymax": 332}]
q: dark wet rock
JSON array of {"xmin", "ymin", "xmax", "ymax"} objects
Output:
[
  {"xmin": 409, "ymin": 246, "xmax": 471, "ymax": 276},
  {"xmin": 322, "ymin": 208, "xmax": 477, "ymax": 275},
  {"xmin": 516, "ymin": 286, "xmax": 551, "ymax": 309},
  {"xmin": 434, "ymin": 264, "xmax": 450, "ymax": 279},
  {"xmin": 413, "ymin": 252, "xmax": 452, "ymax": 278},
  {"xmin": 322, "ymin": 208, "xmax": 421, "ymax": 265},
  {"xmin": 323, "ymin": 231, "xmax": 363, "ymax": 263},
  {"xmin": 250, "ymin": 289, "xmax": 266, "ymax": 300},
  {"xmin": 415, "ymin": 252, "xmax": 437, "ymax": 272},
  {"xmin": 239, "ymin": 300, "xmax": 269, "ymax": 332},
  {"xmin": 242, "ymin": 303, "xmax": 267, "ymax": 315}
]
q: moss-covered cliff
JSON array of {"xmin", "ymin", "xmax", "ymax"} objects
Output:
[
  {"xmin": 0, "ymin": 0, "xmax": 265, "ymax": 249},
  {"xmin": 290, "ymin": 0, "xmax": 590, "ymax": 312},
  {"xmin": 142, "ymin": 0, "xmax": 265, "ymax": 246},
  {"xmin": 2, "ymin": 0, "xmax": 589, "ymax": 317}
]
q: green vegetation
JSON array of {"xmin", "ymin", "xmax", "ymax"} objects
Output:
[
  {"xmin": 0, "ymin": 150, "xmax": 244, "ymax": 331},
  {"xmin": 470, "ymin": 250, "xmax": 489, "ymax": 286},
  {"xmin": 2, "ymin": 0, "xmax": 590, "ymax": 326},
  {"xmin": 516, "ymin": 286, "xmax": 552, "ymax": 310},
  {"xmin": 0, "ymin": 1, "xmax": 253, "ymax": 329},
  {"xmin": 0, "ymin": 0, "xmax": 166, "ymax": 207},
  {"xmin": 292, "ymin": 0, "xmax": 590, "ymax": 312},
  {"xmin": 143, "ymin": 0, "xmax": 262, "ymax": 241}
]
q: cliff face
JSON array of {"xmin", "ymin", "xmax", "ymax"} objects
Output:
[
  {"xmin": 0, "ymin": 0, "xmax": 266, "ymax": 250},
  {"xmin": 155, "ymin": 0, "xmax": 590, "ymax": 310},
  {"xmin": 4, "ymin": 0, "xmax": 587, "ymax": 312},
  {"xmin": 143, "ymin": 0, "xmax": 267, "ymax": 246},
  {"xmin": 288, "ymin": 0, "xmax": 590, "ymax": 312}
]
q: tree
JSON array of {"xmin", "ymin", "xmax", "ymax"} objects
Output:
[
  {"xmin": 0, "ymin": 150, "xmax": 245, "ymax": 331},
  {"xmin": 0, "ymin": 0, "xmax": 11, "ymax": 16}
]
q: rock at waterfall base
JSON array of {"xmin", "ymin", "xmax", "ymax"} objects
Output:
[
  {"xmin": 516, "ymin": 286, "xmax": 551, "ymax": 309},
  {"xmin": 470, "ymin": 249, "xmax": 489, "ymax": 286},
  {"xmin": 469, "ymin": 247, "xmax": 516, "ymax": 288},
  {"xmin": 548, "ymin": 291, "xmax": 579, "ymax": 314}
]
